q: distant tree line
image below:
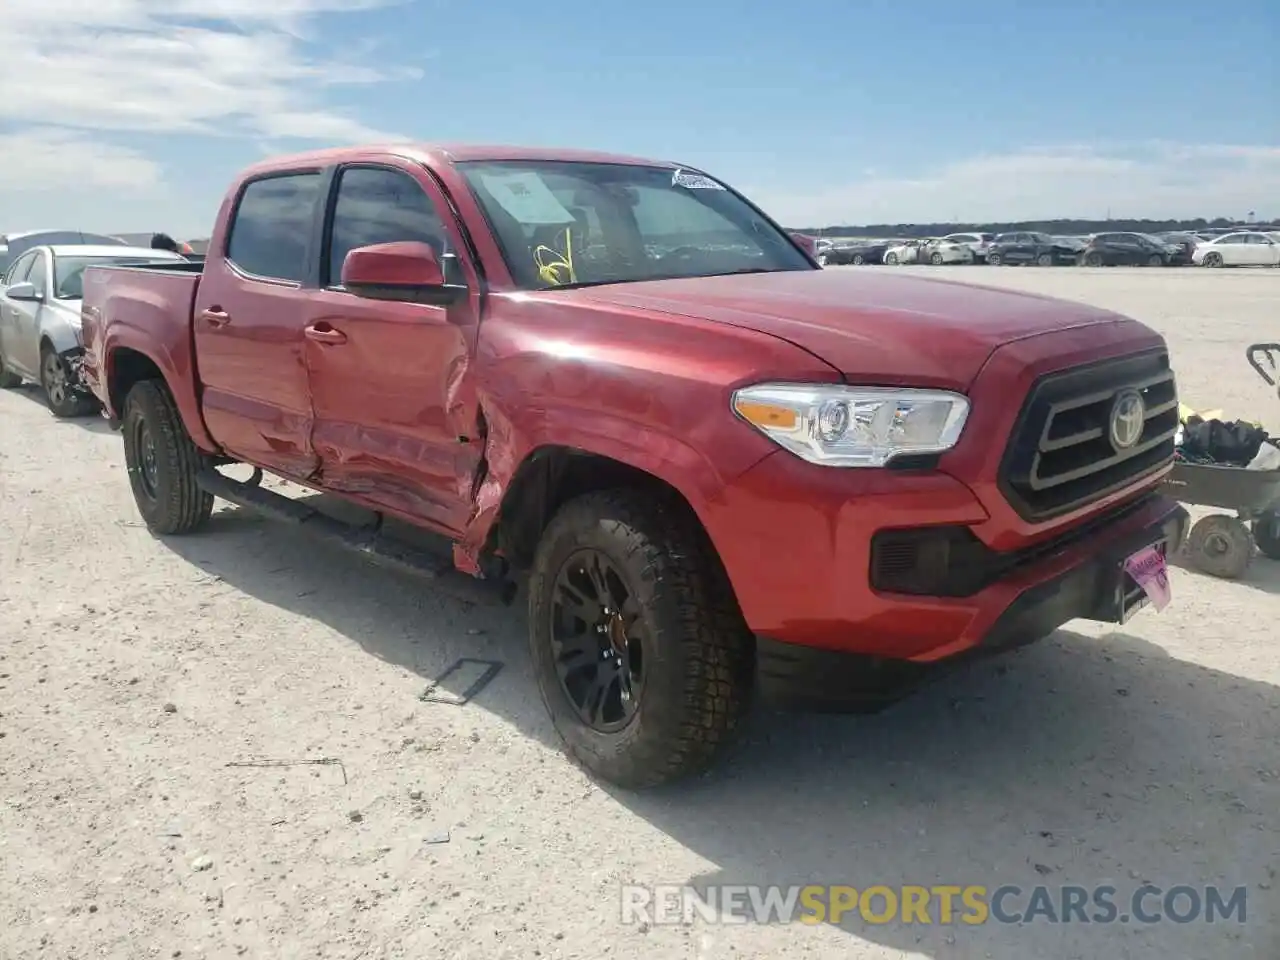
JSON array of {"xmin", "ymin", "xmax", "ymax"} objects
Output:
[{"xmin": 791, "ymin": 216, "xmax": 1278, "ymax": 237}]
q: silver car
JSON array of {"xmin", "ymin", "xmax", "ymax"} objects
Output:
[{"xmin": 0, "ymin": 244, "xmax": 187, "ymax": 416}]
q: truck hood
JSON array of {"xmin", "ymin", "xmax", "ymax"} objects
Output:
[{"xmin": 567, "ymin": 269, "xmax": 1136, "ymax": 391}]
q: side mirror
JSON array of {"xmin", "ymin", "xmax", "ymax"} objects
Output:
[
  {"xmin": 789, "ymin": 232, "xmax": 818, "ymax": 257},
  {"xmin": 5, "ymin": 281, "xmax": 41, "ymax": 302},
  {"xmin": 341, "ymin": 241, "xmax": 466, "ymax": 306}
]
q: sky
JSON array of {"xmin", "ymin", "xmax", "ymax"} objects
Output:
[{"xmin": 2, "ymin": 0, "xmax": 1277, "ymax": 237}]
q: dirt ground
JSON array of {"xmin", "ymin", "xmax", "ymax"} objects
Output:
[{"xmin": 1, "ymin": 266, "xmax": 1277, "ymax": 960}]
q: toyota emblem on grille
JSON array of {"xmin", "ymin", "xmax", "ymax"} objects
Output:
[{"xmin": 1109, "ymin": 389, "xmax": 1145, "ymax": 450}]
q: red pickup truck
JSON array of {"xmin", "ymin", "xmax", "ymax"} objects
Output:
[{"xmin": 80, "ymin": 144, "xmax": 1188, "ymax": 787}]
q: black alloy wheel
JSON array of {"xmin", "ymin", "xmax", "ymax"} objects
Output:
[{"xmin": 549, "ymin": 548, "xmax": 647, "ymax": 732}]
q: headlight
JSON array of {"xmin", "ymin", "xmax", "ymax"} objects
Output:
[{"xmin": 732, "ymin": 383, "xmax": 970, "ymax": 467}]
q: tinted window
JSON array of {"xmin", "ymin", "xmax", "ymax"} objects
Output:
[
  {"xmin": 26, "ymin": 253, "xmax": 48, "ymax": 293},
  {"xmin": 4, "ymin": 251, "xmax": 36, "ymax": 285},
  {"xmin": 326, "ymin": 166, "xmax": 455, "ymax": 286},
  {"xmin": 226, "ymin": 173, "xmax": 322, "ymax": 282},
  {"xmin": 1219, "ymin": 235, "xmax": 1245, "ymax": 244}
]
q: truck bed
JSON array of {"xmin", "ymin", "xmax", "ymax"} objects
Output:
[{"xmin": 80, "ymin": 262, "xmax": 209, "ymax": 443}]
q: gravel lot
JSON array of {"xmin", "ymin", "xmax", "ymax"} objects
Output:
[{"xmin": 1, "ymin": 266, "xmax": 1277, "ymax": 960}]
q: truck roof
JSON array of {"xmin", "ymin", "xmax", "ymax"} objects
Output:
[{"xmin": 238, "ymin": 143, "xmax": 681, "ymax": 179}]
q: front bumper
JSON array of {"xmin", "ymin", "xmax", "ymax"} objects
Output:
[{"xmin": 753, "ymin": 494, "xmax": 1187, "ymax": 711}]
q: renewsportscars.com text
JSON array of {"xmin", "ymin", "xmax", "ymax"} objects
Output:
[{"xmin": 620, "ymin": 883, "xmax": 1248, "ymax": 926}]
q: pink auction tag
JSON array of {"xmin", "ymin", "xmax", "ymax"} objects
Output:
[{"xmin": 1124, "ymin": 546, "xmax": 1171, "ymax": 612}]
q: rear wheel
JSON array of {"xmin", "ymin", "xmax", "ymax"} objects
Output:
[
  {"xmin": 122, "ymin": 379, "xmax": 213, "ymax": 535},
  {"xmin": 1147, "ymin": 254, "xmax": 1165, "ymax": 267},
  {"xmin": 527, "ymin": 489, "xmax": 754, "ymax": 788},
  {"xmin": 1084, "ymin": 251, "xmax": 1103, "ymax": 267},
  {"xmin": 852, "ymin": 254, "xmax": 864, "ymax": 265},
  {"xmin": 40, "ymin": 346, "xmax": 97, "ymax": 418},
  {"xmin": 1036, "ymin": 253, "xmax": 1053, "ymax": 266}
]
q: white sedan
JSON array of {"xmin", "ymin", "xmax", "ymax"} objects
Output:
[
  {"xmin": 1192, "ymin": 231, "xmax": 1280, "ymax": 268},
  {"xmin": 0, "ymin": 244, "xmax": 187, "ymax": 416},
  {"xmin": 883, "ymin": 238, "xmax": 973, "ymax": 265}
]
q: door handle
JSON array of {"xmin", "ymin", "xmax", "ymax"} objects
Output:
[
  {"xmin": 304, "ymin": 324, "xmax": 347, "ymax": 346},
  {"xmin": 200, "ymin": 308, "xmax": 231, "ymax": 327}
]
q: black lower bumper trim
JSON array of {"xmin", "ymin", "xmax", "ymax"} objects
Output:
[{"xmin": 756, "ymin": 497, "xmax": 1189, "ymax": 713}]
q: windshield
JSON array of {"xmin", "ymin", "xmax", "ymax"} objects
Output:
[
  {"xmin": 457, "ymin": 160, "xmax": 813, "ymax": 290},
  {"xmin": 53, "ymin": 255, "xmax": 178, "ymax": 299}
]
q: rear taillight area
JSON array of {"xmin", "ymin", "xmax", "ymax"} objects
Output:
[{"xmin": 998, "ymin": 351, "xmax": 1178, "ymax": 522}]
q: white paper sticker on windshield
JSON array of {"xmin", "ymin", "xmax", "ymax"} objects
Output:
[
  {"xmin": 672, "ymin": 168, "xmax": 725, "ymax": 190},
  {"xmin": 478, "ymin": 171, "xmax": 576, "ymax": 225}
]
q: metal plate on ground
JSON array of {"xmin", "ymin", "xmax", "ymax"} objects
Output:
[{"xmin": 419, "ymin": 658, "xmax": 503, "ymax": 705}]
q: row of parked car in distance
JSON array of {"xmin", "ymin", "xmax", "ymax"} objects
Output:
[{"xmin": 814, "ymin": 228, "xmax": 1280, "ymax": 268}]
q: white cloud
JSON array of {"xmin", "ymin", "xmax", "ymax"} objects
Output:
[
  {"xmin": 0, "ymin": 0, "xmax": 418, "ymax": 233},
  {"xmin": 0, "ymin": 129, "xmax": 164, "ymax": 191},
  {"xmin": 752, "ymin": 142, "xmax": 1280, "ymax": 227}
]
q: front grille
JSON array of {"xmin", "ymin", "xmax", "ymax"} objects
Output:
[{"xmin": 999, "ymin": 350, "xmax": 1178, "ymax": 522}]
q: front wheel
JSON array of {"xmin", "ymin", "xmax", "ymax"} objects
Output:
[
  {"xmin": 852, "ymin": 254, "xmax": 864, "ymax": 265},
  {"xmin": 1084, "ymin": 252, "xmax": 1103, "ymax": 267},
  {"xmin": 1036, "ymin": 253, "xmax": 1053, "ymax": 266},
  {"xmin": 1202, "ymin": 253, "xmax": 1223, "ymax": 268},
  {"xmin": 528, "ymin": 489, "xmax": 754, "ymax": 789},
  {"xmin": 40, "ymin": 346, "xmax": 97, "ymax": 418},
  {"xmin": 885, "ymin": 253, "xmax": 899, "ymax": 265},
  {"xmin": 1147, "ymin": 254, "xmax": 1165, "ymax": 267},
  {"xmin": 122, "ymin": 380, "xmax": 214, "ymax": 535},
  {"xmin": 930, "ymin": 253, "xmax": 944, "ymax": 265},
  {"xmin": 986, "ymin": 253, "xmax": 1002, "ymax": 266}
]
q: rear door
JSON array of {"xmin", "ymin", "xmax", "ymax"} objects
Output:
[
  {"xmin": 302, "ymin": 161, "xmax": 483, "ymax": 535},
  {"xmin": 193, "ymin": 170, "xmax": 325, "ymax": 479}
]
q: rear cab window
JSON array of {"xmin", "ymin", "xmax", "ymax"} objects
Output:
[{"xmin": 225, "ymin": 172, "xmax": 323, "ymax": 282}]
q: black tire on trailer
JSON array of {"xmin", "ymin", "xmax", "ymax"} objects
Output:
[
  {"xmin": 1186, "ymin": 514, "xmax": 1252, "ymax": 579},
  {"xmin": 1251, "ymin": 510, "xmax": 1280, "ymax": 560},
  {"xmin": 121, "ymin": 379, "xmax": 214, "ymax": 535},
  {"xmin": 527, "ymin": 488, "xmax": 754, "ymax": 789}
]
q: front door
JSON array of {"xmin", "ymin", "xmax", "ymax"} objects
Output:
[
  {"xmin": 192, "ymin": 170, "xmax": 325, "ymax": 479},
  {"xmin": 0, "ymin": 250, "xmax": 39, "ymax": 375},
  {"xmin": 302, "ymin": 162, "xmax": 482, "ymax": 536}
]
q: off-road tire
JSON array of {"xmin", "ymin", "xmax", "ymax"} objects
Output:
[
  {"xmin": 122, "ymin": 379, "xmax": 213, "ymax": 535},
  {"xmin": 1186, "ymin": 514, "xmax": 1252, "ymax": 579},
  {"xmin": 528, "ymin": 488, "xmax": 754, "ymax": 789}
]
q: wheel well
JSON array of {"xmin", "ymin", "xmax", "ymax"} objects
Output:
[
  {"xmin": 490, "ymin": 446, "xmax": 707, "ymax": 570},
  {"xmin": 107, "ymin": 347, "xmax": 164, "ymax": 414}
]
